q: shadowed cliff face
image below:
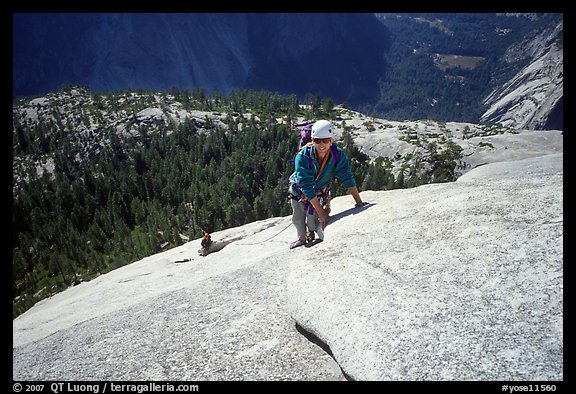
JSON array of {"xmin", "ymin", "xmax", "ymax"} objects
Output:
[
  {"xmin": 244, "ymin": 13, "xmax": 389, "ymax": 104},
  {"xmin": 12, "ymin": 13, "xmax": 390, "ymax": 105},
  {"xmin": 13, "ymin": 13, "xmax": 252, "ymax": 96}
]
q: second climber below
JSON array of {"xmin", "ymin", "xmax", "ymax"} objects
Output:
[{"xmin": 288, "ymin": 119, "xmax": 366, "ymax": 249}]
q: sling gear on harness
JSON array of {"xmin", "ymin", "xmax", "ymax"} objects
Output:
[{"xmin": 289, "ymin": 185, "xmax": 330, "ymax": 215}]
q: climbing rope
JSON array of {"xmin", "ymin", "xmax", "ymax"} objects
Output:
[{"xmin": 238, "ymin": 220, "xmax": 293, "ymax": 246}]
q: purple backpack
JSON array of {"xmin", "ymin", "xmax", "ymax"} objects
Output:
[{"xmin": 296, "ymin": 121, "xmax": 314, "ymax": 149}]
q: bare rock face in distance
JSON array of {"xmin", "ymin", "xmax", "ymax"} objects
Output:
[{"xmin": 481, "ymin": 19, "xmax": 563, "ymax": 130}]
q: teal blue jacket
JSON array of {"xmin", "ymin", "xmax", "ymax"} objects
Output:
[{"xmin": 289, "ymin": 144, "xmax": 357, "ymax": 200}]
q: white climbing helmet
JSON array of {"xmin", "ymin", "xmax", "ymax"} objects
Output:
[{"xmin": 311, "ymin": 120, "xmax": 334, "ymax": 139}]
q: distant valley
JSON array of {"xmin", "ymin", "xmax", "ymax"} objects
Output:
[{"xmin": 13, "ymin": 13, "xmax": 563, "ymax": 129}]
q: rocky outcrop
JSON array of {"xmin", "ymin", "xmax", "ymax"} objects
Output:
[
  {"xmin": 481, "ymin": 20, "xmax": 563, "ymax": 130},
  {"xmin": 288, "ymin": 153, "xmax": 563, "ymax": 380},
  {"xmin": 12, "ymin": 217, "xmax": 346, "ymax": 381},
  {"xmin": 13, "ymin": 151, "xmax": 562, "ymax": 381}
]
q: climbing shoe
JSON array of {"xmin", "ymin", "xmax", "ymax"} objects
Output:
[
  {"xmin": 306, "ymin": 231, "xmax": 315, "ymax": 243},
  {"xmin": 289, "ymin": 239, "xmax": 306, "ymax": 249}
]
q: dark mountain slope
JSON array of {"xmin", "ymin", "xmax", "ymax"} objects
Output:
[{"xmin": 13, "ymin": 13, "xmax": 390, "ymax": 107}]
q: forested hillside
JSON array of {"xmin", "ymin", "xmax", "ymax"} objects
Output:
[{"xmin": 12, "ymin": 86, "xmax": 468, "ymax": 318}]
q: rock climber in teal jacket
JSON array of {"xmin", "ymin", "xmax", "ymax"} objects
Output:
[{"xmin": 288, "ymin": 120, "xmax": 366, "ymax": 249}]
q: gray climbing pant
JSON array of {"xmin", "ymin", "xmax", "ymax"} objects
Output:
[{"xmin": 290, "ymin": 199, "xmax": 318, "ymax": 240}]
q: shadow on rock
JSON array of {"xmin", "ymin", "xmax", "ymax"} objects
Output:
[
  {"xmin": 327, "ymin": 202, "xmax": 375, "ymax": 226},
  {"xmin": 295, "ymin": 322, "xmax": 354, "ymax": 381}
]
